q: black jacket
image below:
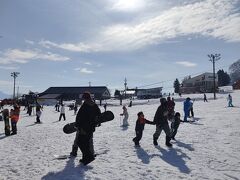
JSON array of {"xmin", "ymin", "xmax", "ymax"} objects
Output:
[
  {"xmin": 153, "ymin": 105, "xmax": 168, "ymax": 126},
  {"xmin": 75, "ymin": 100, "xmax": 101, "ymax": 135},
  {"xmin": 135, "ymin": 118, "xmax": 154, "ymax": 131}
]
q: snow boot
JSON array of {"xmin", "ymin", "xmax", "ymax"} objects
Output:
[
  {"xmin": 70, "ymin": 145, "xmax": 78, "ymax": 157},
  {"xmin": 153, "ymin": 137, "xmax": 158, "ymax": 146},
  {"xmin": 165, "ymin": 136, "xmax": 172, "ymax": 147}
]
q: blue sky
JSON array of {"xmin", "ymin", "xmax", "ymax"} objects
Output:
[{"xmin": 0, "ymin": 0, "xmax": 240, "ymax": 95}]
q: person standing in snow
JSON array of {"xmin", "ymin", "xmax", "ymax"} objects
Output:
[
  {"xmin": 167, "ymin": 96, "xmax": 175, "ymax": 121},
  {"xmin": 132, "ymin": 111, "xmax": 155, "ymax": 146},
  {"xmin": 171, "ymin": 112, "xmax": 181, "ymax": 140},
  {"xmin": 189, "ymin": 99, "xmax": 194, "ymax": 118},
  {"xmin": 227, "ymin": 94, "xmax": 234, "ymax": 107},
  {"xmin": 74, "ymin": 91, "xmax": 101, "ymax": 165},
  {"xmin": 120, "ymin": 105, "xmax": 129, "ymax": 127},
  {"xmin": 10, "ymin": 104, "xmax": 20, "ymax": 135},
  {"xmin": 59, "ymin": 103, "xmax": 66, "ymax": 121},
  {"xmin": 204, "ymin": 93, "xmax": 208, "ymax": 102},
  {"xmin": 36, "ymin": 103, "xmax": 42, "ymax": 123},
  {"xmin": 153, "ymin": 98, "xmax": 172, "ymax": 147},
  {"xmin": 183, "ymin": 97, "xmax": 191, "ymax": 122}
]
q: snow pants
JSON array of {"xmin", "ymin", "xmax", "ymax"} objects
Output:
[
  {"xmin": 153, "ymin": 123, "xmax": 171, "ymax": 140},
  {"xmin": 122, "ymin": 115, "xmax": 129, "ymax": 126},
  {"xmin": 184, "ymin": 110, "xmax": 189, "ymax": 121},
  {"xmin": 59, "ymin": 113, "xmax": 66, "ymax": 121},
  {"xmin": 133, "ymin": 129, "xmax": 143, "ymax": 145},
  {"xmin": 77, "ymin": 134, "xmax": 94, "ymax": 161},
  {"xmin": 171, "ymin": 122, "xmax": 180, "ymax": 138},
  {"xmin": 11, "ymin": 121, "xmax": 17, "ymax": 134}
]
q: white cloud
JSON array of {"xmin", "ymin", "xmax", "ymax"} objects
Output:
[
  {"xmin": 25, "ymin": 40, "xmax": 35, "ymax": 45},
  {"xmin": 0, "ymin": 66, "xmax": 19, "ymax": 70},
  {"xmin": 84, "ymin": 62, "xmax": 92, "ymax": 65},
  {"xmin": 74, "ymin": 67, "xmax": 94, "ymax": 74},
  {"xmin": 39, "ymin": 0, "xmax": 240, "ymax": 52},
  {"xmin": 0, "ymin": 49, "xmax": 70, "ymax": 64},
  {"xmin": 110, "ymin": 0, "xmax": 146, "ymax": 12},
  {"xmin": 176, "ymin": 61, "xmax": 197, "ymax": 67}
]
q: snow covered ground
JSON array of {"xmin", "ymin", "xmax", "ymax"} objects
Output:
[{"xmin": 0, "ymin": 91, "xmax": 240, "ymax": 180}]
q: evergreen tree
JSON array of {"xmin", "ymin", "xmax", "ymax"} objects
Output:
[
  {"xmin": 217, "ymin": 69, "xmax": 231, "ymax": 86},
  {"xmin": 174, "ymin": 79, "xmax": 180, "ymax": 93},
  {"xmin": 229, "ymin": 59, "xmax": 240, "ymax": 83}
]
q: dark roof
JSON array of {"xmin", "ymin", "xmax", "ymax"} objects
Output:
[
  {"xmin": 39, "ymin": 86, "xmax": 110, "ymax": 99},
  {"xmin": 38, "ymin": 94, "xmax": 61, "ymax": 99}
]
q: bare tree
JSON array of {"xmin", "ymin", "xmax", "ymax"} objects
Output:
[{"xmin": 229, "ymin": 59, "xmax": 240, "ymax": 83}]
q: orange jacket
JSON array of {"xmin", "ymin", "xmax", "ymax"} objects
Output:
[{"xmin": 10, "ymin": 108, "xmax": 20, "ymax": 122}]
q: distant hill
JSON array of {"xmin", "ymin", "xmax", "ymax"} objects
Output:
[{"xmin": 0, "ymin": 91, "xmax": 10, "ymax": 99}]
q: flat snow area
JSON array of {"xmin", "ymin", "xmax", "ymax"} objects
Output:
[{"xmin": 0, "ymin": 91, "xmax": 240, "ymax": 180}]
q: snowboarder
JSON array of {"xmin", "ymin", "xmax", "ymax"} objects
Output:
[
  {"xmin": 204, "ymin": 93, "xmax": 208, "ymax": 102},
  {"xmin": 120, "ymin": 106, "xmax": 129, "ymax": 127},
  {"xmin": 227, "ymin": 94, "xmax": 234, "ymax": 107},
  {"xmin": 10, "ymin": 104, "xmax": 20, "ymax": 135},
  {"xmin": 59, "ymin": 103, "xmax": 66, "ymax": 121},
  {"xmin": 153, "ymin": 98, "xmax": 172, "ymax": 147},
  {"xmin": 171, "ymin": 112, "xmax": 181, "ymax": 140},
  {"xmin": 132, "ymin": 111, "xmax": 155, "ymax": 147},
  {"xmin": 75, "ymin": 91, "xmax": 101, "ymax": 165},
  {"xmin": 183, "ymin": 97, "xmax": 191, "ymax": 122}
]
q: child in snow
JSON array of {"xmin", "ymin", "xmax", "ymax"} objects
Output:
[
  {"xmin": 132, "ymin": 111, "xmax": 155, "ymax": 146},
  {"xmin": 36, "ymin": 103, "xmax": 42, "ymax": 123},
  {"xmin": 171, "ymin": 112, "xmax": 181, "ymax": 140},
  {"xmin": 227, "ymin": 94, "xmax": 234, "ymax": 107},
  {"xmin": 183, "ymin": 97, "xmax": 191, "ymax": 122},
  {"xmin": 59, "ymin": 103, "xmax": 66, "ymax": 121},
  {"xmin": 120, "ymin": 106, "xmax": 129, "ymax": 126},
  {"xmin": 10, "ymin": 104, "xmax": 20, "ymax": 135}
]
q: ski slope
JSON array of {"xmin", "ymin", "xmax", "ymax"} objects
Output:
[{"xmin": 0, "ymin": 91, "xmax": 240, "ymax": 180}]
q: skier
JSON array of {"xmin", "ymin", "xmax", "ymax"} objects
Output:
[
  {"xmin": 59, "ymin": 103, "xmax": 66, "ymax": 121},
  {"xmin": 153, "ymin": 98, "xmax": 172, "ymax": 147},
  {"xmin": 103, "ymin": 103, "xmax": 107, "ymax": 112},
  {"xmin": 10, "ymin": 104, "xmax": 20, "ymax": 135},
  {"xmin": 183, "ymin": 97, "xmax": 191, "ymax": 122},
  {"xmin": 120, "ymin": 106, "xmax": 129, "ymax": 127},
  {"xmin": 74, "ymin": 103, "xmax": 78, "ymax": 115},
  {"xmin": 132, "ymin": 111, "xmax": 155, "ymax": 147},
  {"xmin": 204, "ymin": 93, "xmax": 208, "ymax": 102},
  {"xmin": 171, "ymin": 112, "xmax": 181, "ymax": 140},
  {"xmin": 75, "ymin": 91, "xmax": 101, "ymax": 165},
  {"xmin": 36, "ymin": 103, "xmax": 42, "ymax": 123},
  {"xmin": 227, "ymin": 94, "xmax": 234, "ymax": 107}
]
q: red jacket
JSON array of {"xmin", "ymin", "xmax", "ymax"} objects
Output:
[{"xmin": 10, "ymin": 107, "xmax": 20, "ymax": 122}]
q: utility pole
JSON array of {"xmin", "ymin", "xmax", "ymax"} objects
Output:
[
  {"xmin": 88, "ymin": 81, "xmax": 91, "ymax": 87},
  {"xmin": 208, "ymin": 54, "xmax": 221, "ymax": 100},
  {"xmin": 124, "ymin": 78, "xmax": 127, "ymax": 98},
  {"xmin": 11, "ymin": 72, "xmax": 20, "ymax": 100}
]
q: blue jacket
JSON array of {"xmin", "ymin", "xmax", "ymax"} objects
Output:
[{"xmin": 184, "ymin": 99, "xmax": 191, "ymax": 112}]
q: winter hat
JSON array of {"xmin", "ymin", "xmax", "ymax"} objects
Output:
[
  {"xmin": 175, "ymin": 112, "xmax": 181, "ymax": 117},
  {"xmin": 82, "ymin": 91, "xmax": 91, "ymax": 100},
  {"xmin": 160, "ymin": 98, "xmax": 166, "ymax": 104}
]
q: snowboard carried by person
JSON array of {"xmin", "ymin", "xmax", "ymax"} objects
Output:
[
  {"xmin": 63, "ymin": 110, "xmax": 114, "ymax": 134},
  {"xmin": 2, "ymin": 109, "xmax": 11, "ymax": 136}
]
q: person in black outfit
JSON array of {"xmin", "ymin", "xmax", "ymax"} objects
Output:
[
  {"xmin": 74, "ymin": 92, "xmax": 101, "ymax": 165},
  {"xmin": 153, "ymin": 98, "xmax": 172, "ymax": 147},
  {"xmin": 132, "ymin": 112, "xmax": 155, "ymax": 147},
  {"xmin": 171, "ymin": 112, "xmax": 181, "ymax": 140}
]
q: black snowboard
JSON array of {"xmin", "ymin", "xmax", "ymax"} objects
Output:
[
  {"xmin": 63, "ymin": 111, "xmax": 114, "ymax": 134},
  {"xmin": 2, "ymin": 109, "xmax": 11, "ymax": 136}
]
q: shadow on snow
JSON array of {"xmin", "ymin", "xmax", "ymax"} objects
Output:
[{"xmin": 41, "ymin": 158, "xmax": 91, "ymax": 180}]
